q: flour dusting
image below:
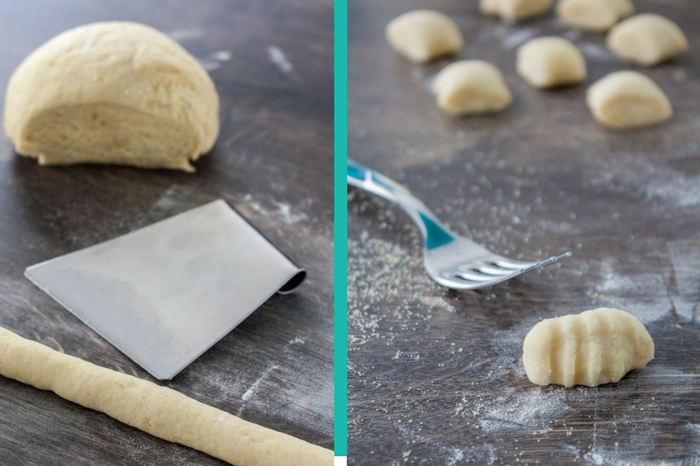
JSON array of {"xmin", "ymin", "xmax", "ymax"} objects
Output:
[
  {"xmin": 501, "ymin": 28, "xmax": 538, "ymax": 49},
  {"xmin": 594, "ymin": 260, "xmax": 670, "ymax": 325},
  {"xmin": 198, "ymin": 50, "xmax": 232, "ymax": 71},
  {"xmin": 479, "ymin": 388, "xmax": 571, "ymax": 432},
  {"xmin": 667, "ymin": 241, "xmax": 700, "ymax": 321},
  {"xmin": 240, "ymin": 364, "xmax": 278, "ymax": 405},
  {"xmin": 244, "ymin": 194, "xmax": 307, "ymax": 225},
  {"xmin": 235, "ymin": 337, "xmax": 333, "ymax": 436},
  {"xmin": 268, "ymin": 45, "xmax": 294, "ymax": 75}
]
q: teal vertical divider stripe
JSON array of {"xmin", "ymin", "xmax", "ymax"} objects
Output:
[{"xmin": 334, "ymin": 0, "xmax": 348, "ymax": 457}]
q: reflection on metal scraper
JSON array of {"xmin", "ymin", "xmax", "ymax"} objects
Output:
[{"xmin": 25, "ymin": 199, "xmax": 305, "ymax": 380}]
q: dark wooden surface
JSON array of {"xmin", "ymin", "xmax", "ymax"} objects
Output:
[
  {"xmin": 348, "ymin": 1, "xmax": 700, "ymax": 464},
  {"xmin": 0, "ymin": 0, "xmax": 333, "ymax": 464}
]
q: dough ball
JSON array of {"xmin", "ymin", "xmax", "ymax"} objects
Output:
[
  {"xmin": 586, "ymin": 71, "xmax": 672, "ymax": 129},
  {"xmin": 516, "ymin": 36, "xmax": 586, "ymax": 88},
  {"xmin": 480, "ymin": 0, "xmax": 553, "ymax": 22},
  {"xmin": 523, "ymin": 308, "xmax": 654, "ymax": 388},
  {"xmin": 385, "ymin": 10, "xmax": 463, "ymax": 63},
  {"xmin": 4, "ymin": 22, "xmax": 220, "ymax": 172},
  {"xmin": 431, "ymin": 60, "xmax": 512, "ymax": 115},
  {"xmin": 607, "ymin": 14, "xmax": 688, "ymax": 66},
  {"xmin": 556, "ymin": 0, "xmax": 634, "ymax": 32}
]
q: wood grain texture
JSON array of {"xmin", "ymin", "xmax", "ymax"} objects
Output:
[
  {"xmin": 348, "ymin": 0, "xmax": 700, "ymax": 464},
  {"xmin": 0, "ymin": 0, "xmax": 333, "ymax": 464}
]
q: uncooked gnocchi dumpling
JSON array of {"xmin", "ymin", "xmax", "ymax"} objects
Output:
[
  {"xmin": 431, "ymin": 60, "xmax": 512, "ymax": 115},
  {"xmin": 523, "ymin": 308, "xmax": 654, "ymax": 387},
  {"xmin": 516, "ymin": 37, "xmax": 586, "ymax": 88},
  {"xmin": 480, "ymin": 0, "xmax": 553, "ymax": 22},
  {"xmin": 385, "ymin": 10, "xmax": 463, "ymax": 63},
  {"xmin": 607, "ymin": 14, "xmax": 688, "ymax": 66},
  {"xmin": 586, "ymin": 71, "xmax": 672, "ymax": 129},
  {"xmin": 556, "ymin": 0, "xmax": 634, "ymax": 32}
]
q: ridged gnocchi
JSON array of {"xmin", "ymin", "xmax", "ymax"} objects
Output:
[{"xmin": 523, "ymin": 308, "xmax": 654, "ymax": 387}]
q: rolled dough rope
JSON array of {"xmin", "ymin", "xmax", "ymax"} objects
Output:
[{"xmin": 0, "ymin": 326, "xmax": 333, "ymax": 466}]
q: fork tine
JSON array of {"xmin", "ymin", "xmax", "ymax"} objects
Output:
[
  {"xmin": 490, "ymin": 257, "xmax": 538, "ymax": 270},
  {"xmin": 450, "ymin": 270, "xmax": 501, "ymax": 282},
  {"xmin": 526, "ymin": 252, "xmax": 573, "ymax": 271},
  {"xmin": 469, "ymin": 263, "xmax": 517, "ymax": 276},
  {"xmin": 441, "ymin": 252, "xmax": 573, "ymax": 289}
]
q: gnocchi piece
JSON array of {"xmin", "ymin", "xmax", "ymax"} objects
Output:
[
  {"xmin": 586, "ymin": 71, "xmax": 672, "ymax": 129},
  {"xmin": 556, "ymin": 0, "xmax": 634, "ymax": 32},
  {"xmin": 385, "ymin": 10, "xmax": 463, "ymax": 63},
  {"xmin": 607, "ymin": 14, "xmax": 688, "ymax": 66},
  {"xmin": 523, "ymin": 308, "xmax": 654, "ymax": 388},
  {"xmin": 516, "ymin": 36, "xmax": 586, "ymax": 88},
  {"xmin": 431, "ymin": 60, "xmax": 512, "ymax": 115},
  {"xmin": 480, "ymin": 0, "xmax": 553, "ymax": 22}
]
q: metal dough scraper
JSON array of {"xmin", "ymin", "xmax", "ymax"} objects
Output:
[{"xmin": 25, "ymin": 199, "xmax": 305, "ymax": 380}]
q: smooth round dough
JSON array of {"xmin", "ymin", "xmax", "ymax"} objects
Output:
[
  {"xmin": 607, "ymin": 14, "xmax": 688, "ymax": 66},
  {"xmin": 432, "ymin": 60, "xmax": 512, "ymax": 115},
  {"xmin": 586, "ymin": 71, "xmax": 672, "ymax": 129},
  {"xmin": 556, "ymin": 0, "xmax": 634, "ymax": 32},
  {"xmin": 517, "ymin": 36, "xmax": 586, "ymax": 88},
  {"xmin": 385, "ymin": 10, "xmax": 463, "ymax": 63},
  {"xmin": 4, "ymin": 22, "xmax": 220, "ymax": 172},
  {"xmin": 523, "ymin": 308, "xmax": 654, "ymax": 387},
  {"xmin": 480, "ymin": 0, "xmax": 553, "ymax": 22}
]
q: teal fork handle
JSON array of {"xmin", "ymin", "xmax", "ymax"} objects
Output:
[{"xmin": 347, "ymin": 159, "xmax": 455, "ymax": 250}]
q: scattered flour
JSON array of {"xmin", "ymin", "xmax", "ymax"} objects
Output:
[
  {"xmin": 197, "ymin": 50, "xmax": 232, "ymax": 71},
  {"xmin": 582, "ymin": 143, "xmax": 700, "ymax": 208},
  {"xmin": 578, "ymin": 43, "xmax": 615, "ymax": 62},
  {"xmin": 479, "ymin": 388, "xmax": 571, "ymax": 432},
  {"xmin": 495, "ymin": 26, "xmax": 539, "ymax": 49},
  {"xmin": 268, "ymin": 45, "xmax": 294, "ymax": 75},
  {"xmin": 235, "ymin": 336, "xmax": 333, "ymax": 436},
  {"xmin": 593, "ymin": 259, "xmax": 670, "ymax": 325},
  {"xmin": 243, "ymin": 194, "xmax": 307, "ymax": 225},
  {"xmin": 667, "ymin": 241, "xmax": 700, "ymax": 322}
]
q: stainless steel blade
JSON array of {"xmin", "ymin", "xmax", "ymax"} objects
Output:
[{"xmin": 25, "ymin": 199, "xmax": 305, "ymax": 380}]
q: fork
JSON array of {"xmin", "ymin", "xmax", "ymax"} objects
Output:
[{"xmin": 347, "ymin": 158, "xmax": 572, "ymax": 290}]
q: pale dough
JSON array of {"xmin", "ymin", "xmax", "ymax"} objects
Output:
[
  {"xmin": 480, "ymin": 0, "xmax": 553, "ymax": 22},
  {"xmin": 607, "ymin": 14, "xmax": 688, "ymax": 66},
  {"xmin": 0, "ymin": 326, "xmax": 332, "ymax": 466},
  {"xmin": 4, "ymin": 22, "xmax": 219, "ymax": 172},
  {"xmin": 556, "ymin": 0, "xmax": 634, "ymax": 32},
  {"xmin": 586, "ymin": 71, "xmax": 672, "ymax": 129},
  {"xmin": 385, "ymin": 10, "xmax": 463, "ymax": 63},
  {"xmin": 523, "ymin": 308, "xmax": 654, "ymax": 387},
  {"xmin": 431, "ymin": 60, "xmax": 512, "ymax": 115},
  {"xmin": 516, "ymin": 36, "xmax": 586, "ymax": 88}
]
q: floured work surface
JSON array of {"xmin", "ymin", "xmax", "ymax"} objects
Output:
[
  {"xmin": 348, "ymin": 0, "xmax": 700, "ymax": 464},
  {"xmin": 0, "ymin": 0, "xmax": 333, "ymax": 463}
]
